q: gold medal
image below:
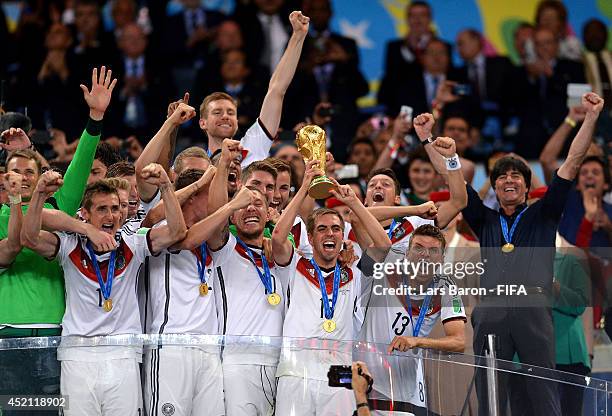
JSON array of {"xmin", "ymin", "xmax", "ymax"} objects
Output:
[
  {"xmin": 322, "ymin": 319, "xmax": 336, "ymax": 333},
  {"xmin": 267, "ymin": 292, "xmax": 281, "ymax": 306},
  {"xmin": 502, "ymin": 243, "xmax": 515, "ymax": 253},
  {"xmin": 199, "ymin": 282, "xmax": 209, "ymax": 296},
  {"xmin": 103, "ymin": 298, "xmax": 113, "ymax": 312}
]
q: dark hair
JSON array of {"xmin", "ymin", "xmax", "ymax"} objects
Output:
[
  {"xmin": 407, "ymin": 147, "xmax": 433, "ymax": 171},
  {"xmin": 95, "ymin": 142, "xmax": 122, "ymax": 168},
  {"xmin": 367, "ymin": 168, "xmax": 401, "ymax": 196},
  {"xmin": 175, "ymin": 168, "xmax": 205, "ymax": 191},
  {"xmin": 408, "ymin": 1, "xmax": 431, "ymax": 16},
  {"xmin": 442, "ymin": 112, "xmax": 470, "ymax": 130},
  {"xmin": 75, "ymin": 0, "xmax": 100, "ymax": 10},
  {"xmin": 105, "ymin": 161, "xmax": 135, "ymax": 178},
  {"xmin": 241, "ymin": 160, "xmax": 278, "ymax": 183},
  {"xmin": 306, "ymin": 208, "xmax": 345, "ymax": 235},
  {"xmin": 462, "ymin": 28, "xmax": 482, "ymax": 44},
  {"xmin": 0, "ymin": 112, "xmax": 32, "ymax": 133},
  {"xmin": 82, "ymin": 180, "xmax": 119, "ymax": 211},
  {"xmin": 580, "ymin": 156, "xmax": 611, "ymax": 185},
  {"xmin": 409, "ymin": 224, "xmax": 446, "ymax": 251},
  {"xmin": 348, "ymin": 137, "xmax": 377, "ymax": 158},
  {"xmin": 489, "ymin": 156, "xmax": 532, "ymax": 191},
  {"xmin": 535, "ymin": 0, "xmax": 568, "ymax": 26}
]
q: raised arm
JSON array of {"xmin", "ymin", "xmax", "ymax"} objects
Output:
[
  {"xmin": 55, "ymin": 66, "xmax": 117, "ymax": 216},
  {"xmin": 331, "ymin": 182, "xmax": 391, "ymax": 253},
  {"xmin": 135, "ymin": 102, "xmax": 196, "ymax": 202},
  {"xmin": 159, "ymin": 93, "xmax": 190, "ymax": 174},
  {"xmin": 413, "ymin": 113, "xmax": 447, "ymax": 174},
  {"xmin": 557, "ymin": 93, "xmax": 604, "ymax": 181},
  {"xmin": 0, "ymin": 173, "xmax": 24, "ymax": 267},
  {"xmin": 272, "ymin": 160, "xmax": 320, "ymax": 265},
  {"xmin": 41, "ymin": 209, "xmax": 116, "ymax": 252},
  {"xmin": 539, "ymin": 106, "xmax": 586, "ymax": 184},
  {"xmin": 141, "ymin": 164, "xmax": 187, "ymax": 253},
  {"xmin": 178, "ymin": 186, "xmax": 254, "ymax": 250},
  {"xmin": 429, "ymin": 137, "xmax": 468, "ymax": 228},
  {"xmin": 21, "ymin": 171, "xmax": 64, "ymax": 258},
  {"xmin": 208, "ymin": 139, "xmax": 242, "ymax": 214},
  {"xmin": 258, "ymin": 11, "xmax": 310, "ymax": 135},
  {"xmin": 141, "ymin": 165, "xmax": 216, "ymax": 227},
  {"xmin": 372, "ymin": 114, "xmax": 411, "ymax": 171}
]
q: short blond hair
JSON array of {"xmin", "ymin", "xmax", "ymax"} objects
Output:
[
  {"xmin": 103, "ymin": 177, "xmax": 130, "ymax": 192},
  {"xmin": 174, "ymin": 146, "xmax": 210, "ymax": 175},
  {"xmin": 199, "ymin": 92, "xmax": 237, "ymax": 118}
]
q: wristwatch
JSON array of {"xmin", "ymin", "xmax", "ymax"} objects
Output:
[{"xmin": 420, "ymin": 136, "xmax": 434, "ymax": 146}]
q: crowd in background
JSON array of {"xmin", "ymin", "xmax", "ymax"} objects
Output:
[{"xmin": 0, "ymin": 1, "xmax": 610, "ymax": 415}]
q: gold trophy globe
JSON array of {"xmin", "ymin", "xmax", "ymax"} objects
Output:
[{"xmin": 296, "ymin": 125, "xmax": 334, "ymax": 199}]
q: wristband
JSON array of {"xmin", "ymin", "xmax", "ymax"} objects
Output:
[
  {"xmin": 8, "ymin": 194, "xmax": 22, "ymax": 205},
  {"xmin": 564, "ymin": 117, "xmax": 576, "ymax": 128},
  {"xmin": 445, "ymin": 154, "xmax": 461, "ymax": 171},
  {"xmin": 356, "ymin": 402, "xmax": 369, "ymax": 409},
  {"xmin": 421, "ymin": 136, "xmax": 434, "ymax": 146}
]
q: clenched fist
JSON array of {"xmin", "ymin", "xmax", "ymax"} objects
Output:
[{"xmin": 432, "ymin": 136, "xmax": 457, "ymax": 158}]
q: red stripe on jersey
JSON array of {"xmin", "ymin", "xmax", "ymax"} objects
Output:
[
  {"xmin": 68, "ymin": 240, "xmax": 135, "ymax": 283},
  {"xmin": 234, "ymin": 242, "xmax": 275, "ymax": 267},
  {"xmin": 241, "ymin": 149, "xmax": 249, "ymax": 161},
  {"xmin": 398, "ymin": 294, "xmax": 442, "ymax": 316},
  {"xmin": 389, "ymin": 219, "xmax": 415, "ymax": 244},
  {"xmin": 347, "ymin": 229, "xmax": 357, "ymax": 243},
  {"xmin": 291, "ymin": 222, "xmax": 301, "ymax": 246},
  {"xmin": 296, "ymin": 257, "xmax": 353, "ymax": 293},
  {"xmin": 191, "ymin": 245, "xmax": 213, "ymax": 266}
]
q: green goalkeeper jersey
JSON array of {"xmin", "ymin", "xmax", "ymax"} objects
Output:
[{"xmin": 0, "ymin": 119, "xmax": 101, "ymax": 327}]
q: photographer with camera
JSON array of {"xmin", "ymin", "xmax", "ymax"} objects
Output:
[{"xmin": 352, "ymin": 362, "xmax": 374, "ymax": 416}]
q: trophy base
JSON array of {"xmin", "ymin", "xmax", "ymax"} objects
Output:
[{"xmin": 308, "ymin": 176, "xmax": 334, "ymax": 200}]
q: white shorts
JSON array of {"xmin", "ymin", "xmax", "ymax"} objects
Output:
[
  {"xmin": 144, "ymin": 346, "xmax": 224, "ymax": 416},
  {"xmin": 275, "ymin": 375, "xmax": 355, "ymax": 416},
  {"xmin": 60, "ymin": 358, "xmax": 142, "ymax": 416},
  {"xmin": 223, "ymin": 363, "xmax": 277, "ymax": 416}
]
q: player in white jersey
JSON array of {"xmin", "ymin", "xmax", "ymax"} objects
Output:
[
  {"xmin": 271, "ymin": 161, "xmax": 392, "ymax": 416},
  {"xmin": 22, "ymin": 164, "xmax": 186, "ymax": 416},
  {"xmin": 357, "ymin": 225, "xmax": 467, "ymax": 415},
  {"xmin": 141, "ymin": 142, "xmax": 241, "ymax": 416},
  {"xmin": 359, "ymin": 136, "xmax": 469, "ymax": 251},
  {"xmin": 198, "ymin": 143, "xmax": 288, "ymax": 415}
]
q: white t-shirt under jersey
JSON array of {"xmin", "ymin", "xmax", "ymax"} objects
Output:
[
  {"xmin": 54, "ymin": 228, "xmax": 151, "ymax": 361},
  {"xmin": 210, "ymin": 233, "xmax": 287, "ymax": 365},
  {"xmin": 275, "ymin": 253, "xmax": 364, "ymax": 380}
]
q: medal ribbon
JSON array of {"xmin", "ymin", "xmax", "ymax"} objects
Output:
[
  {"xmin": 403, "ymin": 275, "xmax": 434, "ymax": 337},
  {"xmin": 387, "ymin": 218, "xmax": 397, "ymax": 239},
  {"xmin": 499, "ymin": 207, "xmax": 528, "ymax": 247},
  {"xmin": 196, "ymin": 242, "xmax": 208, "ymax": 285},
  {"xmin": 235, "ymin": 236, "xmax": 273, "ymax": 295},
  {"xmin": 310, "ymin": 259, "xmax": 341, "ymax": 320},
  {"xmin": 86, "ymin": 242, "xmax": 117, "ymax": 303}
]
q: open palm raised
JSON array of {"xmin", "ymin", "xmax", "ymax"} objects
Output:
[{"xmin": 79, "ymin": 66, "xmax": 117, "ymax": 121}]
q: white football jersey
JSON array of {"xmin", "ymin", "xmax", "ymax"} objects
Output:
[
  {"xmin": 240, "ymin": 118, "xmax": 274, "ymax": 167},
  {"xmin": 210, "ymin": 233, "xmax": 287, "ymax": 365},
  {"xmin": 276, "ymin": 253, "xmax": 363, "ymax": 380},
  {"xmin": 54, "ymin": 229, "xmax": 151, "ymax": 361},
  {"xmin": 357, "ymin": 250, "xmax": 466, "ymax": 407},
  {"xmin": 143, "ymin": 244, "xmax": 218, "ymax": 337}
]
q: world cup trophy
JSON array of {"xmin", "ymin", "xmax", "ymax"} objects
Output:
[{"xmin": 296, "ymin": 125, "xmax": 334, "ymax": 199}]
